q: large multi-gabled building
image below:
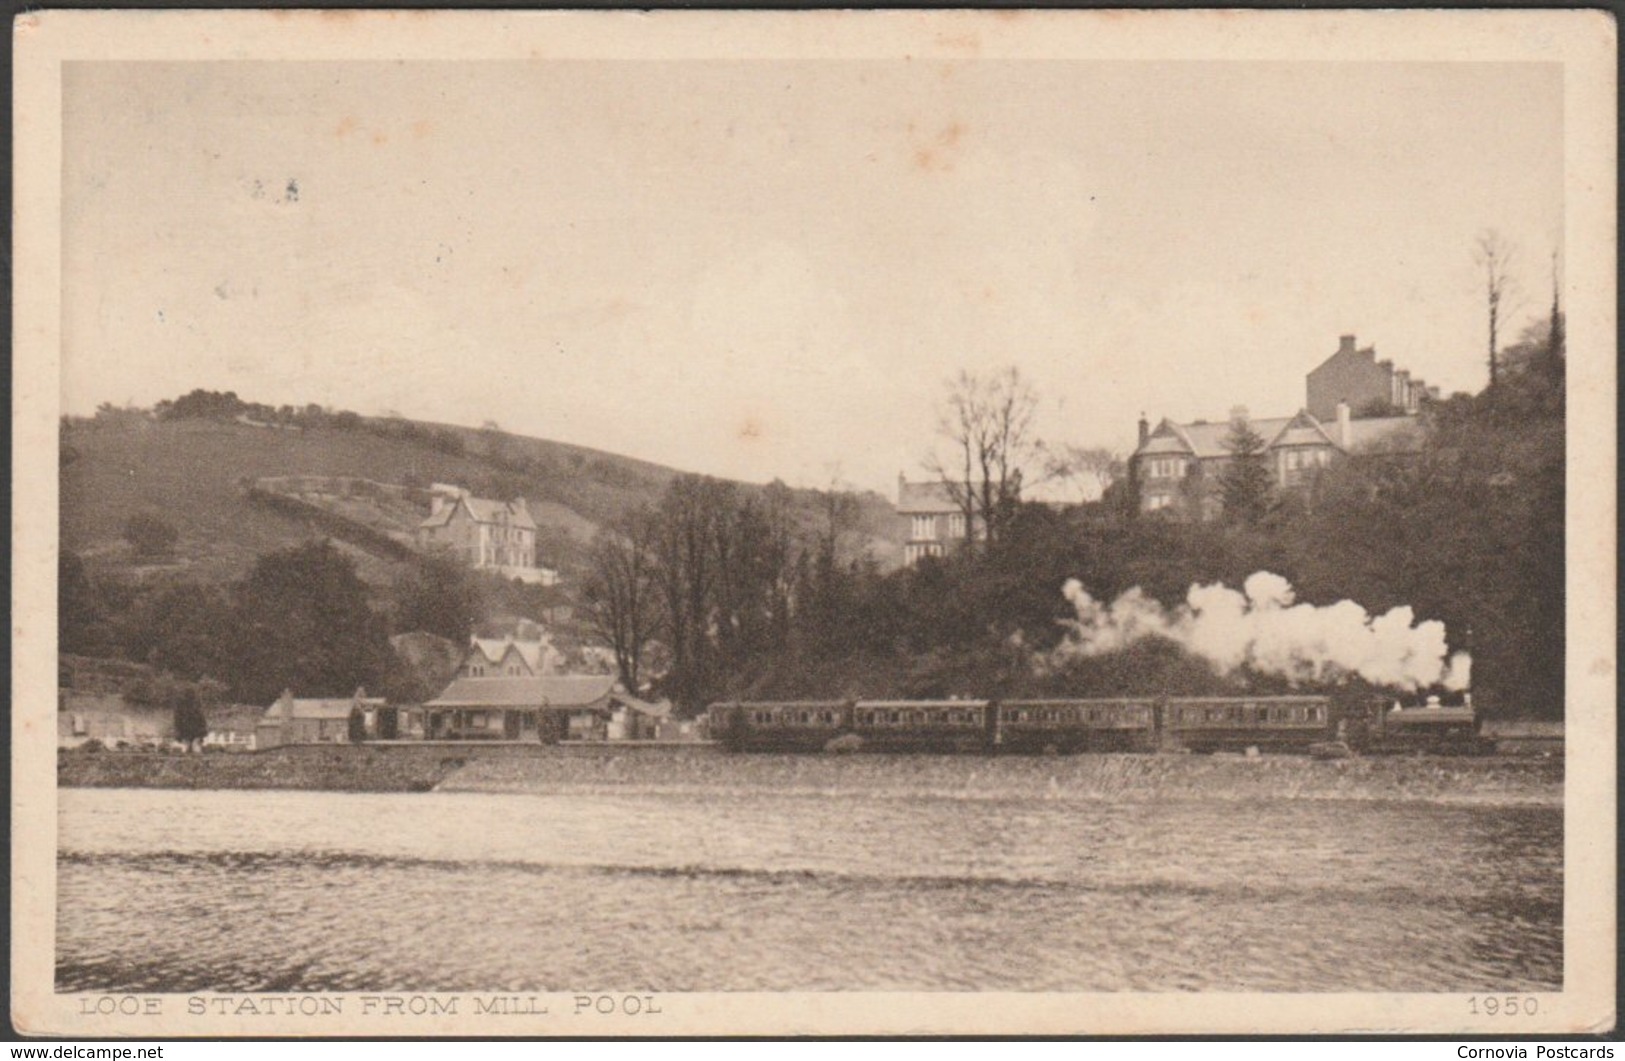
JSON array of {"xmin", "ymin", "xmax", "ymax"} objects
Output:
[
  {"xmin": 1132, "ymin": 333, "xmax": 1432, "ymax": 521},
  {"xmin": 1133, "ymin": 403, "xmax": 1421, "ymax": 520}
]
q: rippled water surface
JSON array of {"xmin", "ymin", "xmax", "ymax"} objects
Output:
[{"xmin": 58, "ymin": 777, "xmax": 1561, "ymax": 992}]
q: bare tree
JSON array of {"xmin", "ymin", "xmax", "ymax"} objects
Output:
[
  {"xmin": 927, "ymin": 366, "xmax": 1040, "ymax": 549},
  {"xmin": 581, "ymin": 508, "xmax": 661, "ymax": 692},
  {"xmin": 1474, "ymin": 230, "xmax": 1523, "ymax": 389},
  {"xmin": 650, "ymin": 475, "xmax": 732, "ymax": 715},
  {"xmin": 1042, "ymin": 443, "xmax": 1125, "ymax": 504},
  {"xmin": 818, "ymin": 463, "xmax": 861, "ymax": 560}
]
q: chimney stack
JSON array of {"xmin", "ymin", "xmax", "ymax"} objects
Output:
[
  {"xmin": 1137, "ymin": 413, "xmax": 1150, "ymax": 446},
  {"xmin": 1338, "ymin": 334, "xmax": 1356, "ymax": 355},
  {"xmin": 1336, "ymin": 400, "xmax": 1352, "ymax": 448}
]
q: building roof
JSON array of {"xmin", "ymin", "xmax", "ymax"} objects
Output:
[
  {"xmin": 896, "ymin": 478, "xmax": 963, "ymax": 515},
  {"xmin": 1137, "ymin": 410, "xmax": 1424, "ymax": 461},
  {"xmin": 419, "ymin": 495, "xmax": 537, "ymax": 531},
  {"xmin": 425, "ymin": 674, "xmax": 617, "ymax": 709},
  {"xmin": 468, "ymin": 636, "xmax": 548, "ymax": 673},
  {"xmin": 262, "ymin": 693, "xmax": 384, "ymax": 723},
  {"xmin": 1140, "ymin": 417, "xmax": 1295, "ymax": 460},
  {"xmin": 1265, "ymin": 411, "xmax": 1340, "ymax": 450}
]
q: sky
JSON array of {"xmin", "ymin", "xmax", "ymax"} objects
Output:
[{"xmin": 61, "ymin": 59, "xmax": 1564, "ymax": 497}]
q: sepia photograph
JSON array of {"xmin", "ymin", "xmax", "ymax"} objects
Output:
[{"xmin": 11, "ymin": 9, "xmax": 1616, "ymax": 1038}]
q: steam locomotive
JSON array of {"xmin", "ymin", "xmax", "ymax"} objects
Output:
[{"xmin": 705, "ymin": 694, "xmax": 1483, "ymax": 756}]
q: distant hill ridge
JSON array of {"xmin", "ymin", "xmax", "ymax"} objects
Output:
[{"xmin": 61, "ymin": 402, "xmax": 902, "ymax": 586}]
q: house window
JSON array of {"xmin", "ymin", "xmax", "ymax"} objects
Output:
[
  {"xmin": 1147, "ymin": 494, "xmax": 1172, "ymax": 511},
  {"xmin": 911, "ymin": 515, "xmax": 937, "ymax": 541},
  {"xmin": 947, "ymin": 513, "xmax": 966, "ymax": 539},
  {"xmin": 1149, "ymin": 458, "xmax": 1185, "ymax": 479}
]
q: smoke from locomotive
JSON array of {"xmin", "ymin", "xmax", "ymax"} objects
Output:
[{"xmin": 1054, "ymin": 571, "xmax": 1472, "ymax": 693}]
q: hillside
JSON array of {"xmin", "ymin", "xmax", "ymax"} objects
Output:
[{"xmin": 60, "ymin": 409, "xmax": 903, "ymax": 588}]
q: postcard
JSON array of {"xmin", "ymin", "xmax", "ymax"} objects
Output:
[{"xmin": 12, "ymin": 9, "xmax": 1615, "ymax": 1037}]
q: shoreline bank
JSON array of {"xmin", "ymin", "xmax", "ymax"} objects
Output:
[{"xmin": 58, "ymin": 744, "xmax": 1562, "ymax": 805}]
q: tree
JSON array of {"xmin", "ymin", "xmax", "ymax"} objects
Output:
[
  {"xmin": 229, "ymin": 540, "xmax": 393, "ymax": 704},
  {"xmin": 173, "ymin": 686, "xmax": 209, "ymax": 750},
  {"xmin": 649, "ymin": 475, "xmax": 732, "ymax": 715},
  {"xmin": 124, "ymin": 581, "xmax": 235, "ymax": 680},
  {"xmin": 1042, "ymin": 443, "xmax": 1125, "ymax": 504},
  {"xmin": 122, "ymin": 511, "xmax": 179, "ymax": 558},
  {"xmin": 713, "ymin": 483, "xmax": 797, "ymax": 669},
  {"xmin": 1474, "ymin": 230, "xmax": 1522, "ymax": 389},
  {"xmin": 393, "ymin": 549, "xmax": 484, "ymax": 642},
  {"xmin": 928, "ymin": 366, "xmax": 1040, "ymax": 550},
  {"xmin": 581, "ymin": 509, "xmax": 661, "ymax": 692},
  {"xmin": 59, "ymin": 551, "xmax": 110, "ymax": 656},
  {"xmin": 1218, "ymin": 417, "xmax": 1272, "ymax": 525}
]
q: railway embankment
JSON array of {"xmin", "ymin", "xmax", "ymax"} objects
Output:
[
  {"xmin": 58, "ymin": 742, "xmax": 562, "ymax": 792},
  {"xmin": 58, "ymin": 743, "xmax": 1562, "ymax": 805},
  {"xmin": 439, "ymin": 748, "xmax": 1562, "ymax": 806}
]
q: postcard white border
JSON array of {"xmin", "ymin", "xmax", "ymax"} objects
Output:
[{"xmin": 13, "ymin": 9, "xmax": 1616, "ymax": 1037}]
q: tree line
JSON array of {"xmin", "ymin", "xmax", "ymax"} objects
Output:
[{"xmin": 580, "ymin": 300, "xmax": 1565, "ymax": 719}]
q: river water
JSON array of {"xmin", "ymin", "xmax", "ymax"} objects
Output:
[{"xmin": 57, "ymin": 777, "xmax": 1561, "ymax": 993}]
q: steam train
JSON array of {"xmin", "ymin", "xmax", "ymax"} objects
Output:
[{"xmin": 705, "ymin": 694, "xmax": 1484, "ymax": 756}]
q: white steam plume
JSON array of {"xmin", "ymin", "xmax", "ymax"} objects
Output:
[{"xmin": 1056, "ymin": 571, "xmax": 1472, "ymax": 692}]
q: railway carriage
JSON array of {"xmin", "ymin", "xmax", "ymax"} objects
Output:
[
  {"xmin": 995, "ymin": 699, "xmax": 1158, "ymax": 753},
  {"xmin": 1161, "ymin": 696, "xmax": 1332, "ymax": 753},
  {"xmin": 851, "ymin": 700, "xmax": 991, "ymax": 753},
  {"xmin": 708, "ymin": 700, "xmax": 852, "ymax": 752}
]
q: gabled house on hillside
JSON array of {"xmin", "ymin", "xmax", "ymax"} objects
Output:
[
  {"xmin": 458, "ymin": 632, "xmax": 563, "ymax": 679},
  {"xmin": 1132, "ymin": 333, "xmax": 1431, "ymax": 521},
  {"xmin": 1132, "ymin": 403, "xmax": 1421, "ymax": 521},
  {"xmin": 896, "ymin": 475, "xmax": 977, "ymax": 567},
  {"xmin": 416, "ymin": 483, "xmax": 558, "ymax": 585}
]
